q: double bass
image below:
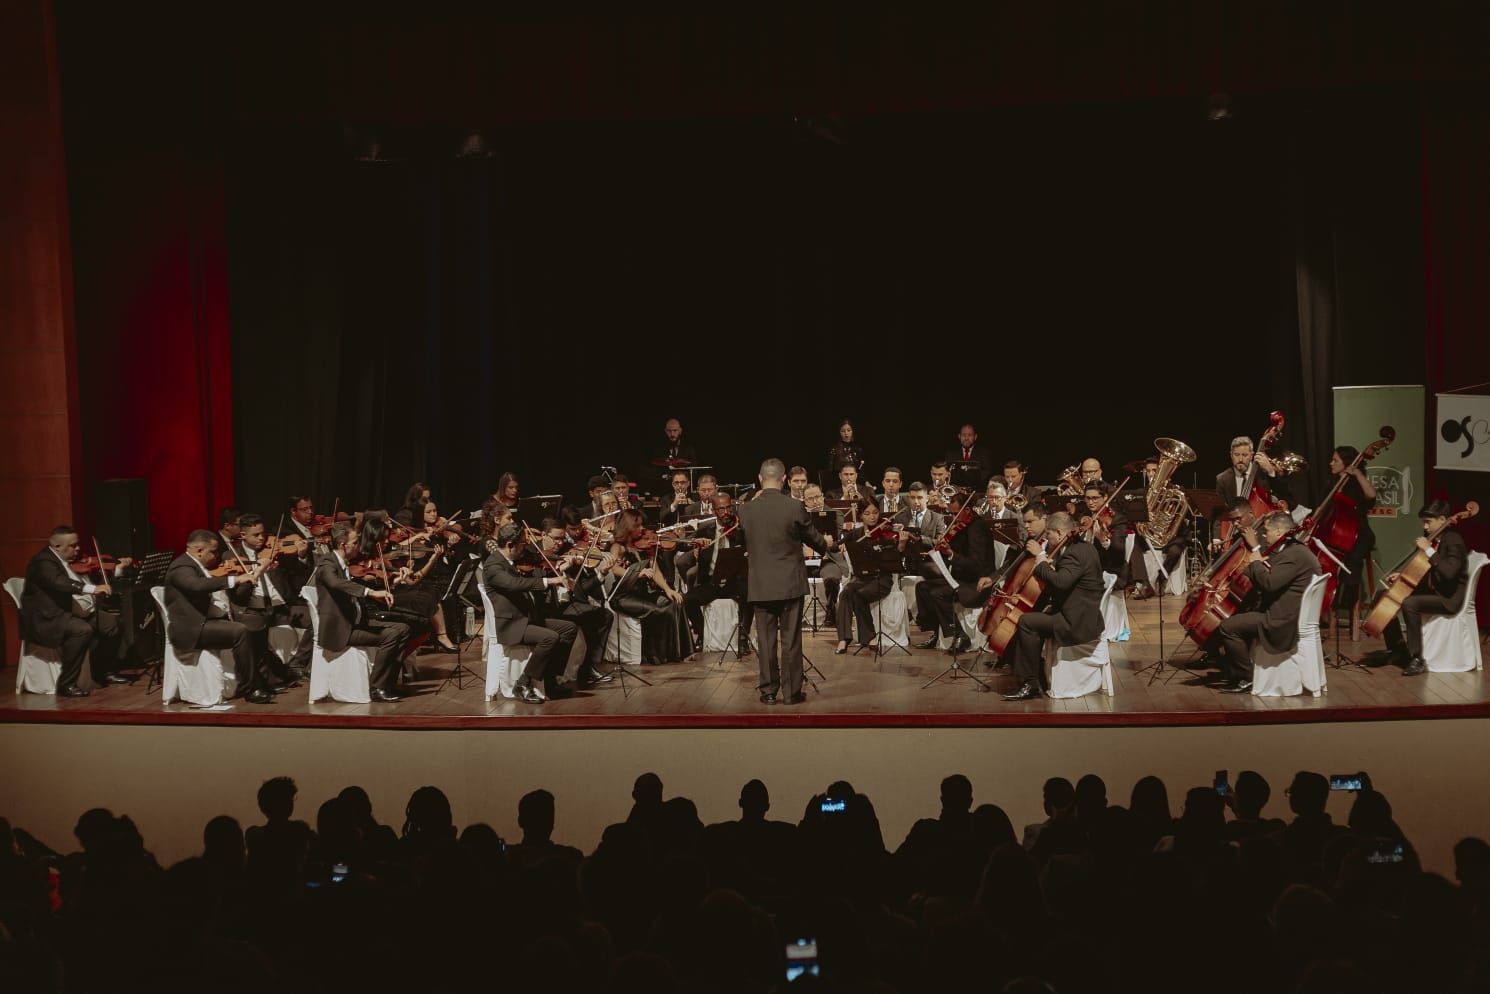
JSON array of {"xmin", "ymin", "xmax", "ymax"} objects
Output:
[
  {"xmin": 1301, "ymin": 426, "xmax": 1395, "ymax": 618},
  {"xmin": 1220, "ymin": 412, "xmax": 1286, "ymax": 544},
  {"xmin": 1361, "ymin": 501, "xmax": 1479, "ymax": 637},
  {"xmin": 1179, "ymin": 517, "xmax": 1306, "ymax": 645}
]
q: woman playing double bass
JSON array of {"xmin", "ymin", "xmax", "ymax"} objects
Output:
[{"xmin": 1312, "ymin": 444, "xmax": 1379, "ymax": 619}]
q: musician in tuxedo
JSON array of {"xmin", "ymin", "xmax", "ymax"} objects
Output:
[
  {"xmin": 583, "ymin": 476, "xmax": 613, "ymax": 521},
  {"xmin": 684, "ymin": 493, "xmax": 750, "ymax": 659},
  {"xmin": 1001, "ymin": 512, "xmax": 1106, "ymax": 701},
  {"xmin": 658, "ymin": 470, "xmax": 694, "ymax": 526},
  {"xmin": 1079, "ymin": 482, "xmax": 1130, "ymax": 581},
  {"xmin": 164, "ymin": 529, "xmax": 275, "ymax": 704},
  {"xmin": 736, "ymin": 458, "xmax": 832, "ymax": 705},
  {"xmin": 671, "ymin": 475, "xmax": 719, "ymax": 588},
  {"xmin": 650, "ymin": 417, "xmax": 698, "ymax": 486},
  {"xmin": 482, "ymin": 523, "xmax": 578, "ymax": 703},
  {"xmin": 315, "ymin": 522, "xmax": 409, "ymax": 703},
  {"xmin": 944, "ymin": 423, "xmax": 994, "ymax": 491},
  {"xmin": 1002, "ymin": 460, "xmax": 1040, "ymax": 508},
  {"xmin": 1382, "ymin": 499, "xmax": 1471, "ymax": 676},
  {"xmin": 217, "ymin": 507, "xmax": 244, "ymax": 562},
  {"xmin": 982, "ymin": 481, "xmax": 1028, "ymax": 571},
  {"xmin": 878, "ymin": 467, "xmax": 907, "ymax": 517},
  {"xmin": 787, "ymin": 466, "xmax": 811, "ymax": 502},
  {"xmin": 1216, "ymin": 436, "xmax": 1279, "ymax": 502},
  {"xmin": 825, "ymin": 463, "xmax": 875, "ymax": 503},
  {"xmin": 915, "ymin": 494, "xmax": 995, "ymax": 655},
  {"xmin": 1214, "ymin": 511, "xmax": 1321, "ymax": 694},
  {"xmin": 19, "ymin": 526, "xmax": 133, "ymax": 696},
  {"xmin": 832, "ymin": 500, "xmax": 900, "ymax": 654},
  {"xmin": 234, "ymin": 513, "xmax": 313, "ymax": 681}
]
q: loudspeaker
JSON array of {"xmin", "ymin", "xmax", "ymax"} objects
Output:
[{"xmin": 95, "ymin": 478, "xmax": 153, "ymax": 558}]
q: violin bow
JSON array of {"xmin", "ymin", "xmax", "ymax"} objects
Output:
[{"xmin": 90, "ymin": 537, "xmax": 108, "ymax": 585}]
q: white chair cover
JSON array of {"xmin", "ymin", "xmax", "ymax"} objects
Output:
[
  {"xmin": 1100, "ymin": 572, "xmax": 1129, "ymax": 642},
  {"xmin": 956, "ymin": 604, "xmax": 989, "ymax": 649},
  {"xmin": 267, "ymin": 624, "xmax": 302, "ymax": 666},
  {"xmin": 878, "ymin": 583, "xmax": 911, "ymax": 646},
  {"xmin": 1044, "ymin": 637, "xmax": 1113, "ymax": 699},
  {"xmin": 477, "ymin": 584, "xmax": 532, "ymax": 699},
  {"xmin": 1142, "ymin": 546, "xmax": 1188, "ymax": 596},
  {"xmin": 6, "ymin": 577, "xmax": 64, "ymax": 694},
  {"xmin": 1422, "ymin": 551, "xmax": 1487, "ymax": 673},
  {"xmin": 1251, "ymin": 573, "xmax": 1330, "ymax": 697},
  {"xmin": 604, "ymin": 606, "xmax": 643, "ymax": 664},
  {"xmin": 300, "ymin": 586, "xmax": 372, "ymax": 704},
  {"xmin": 151, "ymin": 586, "xmax": 226, "ymax": 707},
  {"xmin": 702, "ymin": 598, "xmax": 740, "ymax": 651}
]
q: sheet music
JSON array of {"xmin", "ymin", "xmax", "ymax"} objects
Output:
[{"xmin": 930, "ymin": 550, "xmax": 957, "ymax": 589}]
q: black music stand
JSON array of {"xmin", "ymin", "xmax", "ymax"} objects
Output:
[
  {"xmin": 437, "ymin": 557, "xmax": 484, "ymax": 692},
  {"xmin": 128, "ymin": 550, "xmax": 175, "ymax": 692},
  {"xmin": 515, "ymin": 495, "xmax": 563, "ymax": 526},
  {"xmin": 920, "ymin": 554, "xmax": 990, "ymax": 691},
  {"xmin": 1314, "ymin": 540, "xmax": 1370, "ymax": 673},
  {"xmin": 709, "ymin": 546, "xmax": 753, "ymax": 666},
  {"xmin": 846, "ymin": 538, "xmax": 912, "ymax": 660},
  {"xmin": 602, "ymin": 575, "xmax": 654, "ymax": 698}
]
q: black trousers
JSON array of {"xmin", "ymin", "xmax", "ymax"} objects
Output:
[
  {"xmin": 1008, "ymin": 611, "xmax": 1058, "ymax": 683},
  {"xmin": 835, "ymin": 574, "xmax": 893, "ymax": 643},
  {"xmin": 1382, "ymin": 590, "xmax": 1457, "ymax": 659},
  {"xmin": 552, "ymin": 600, "xmax": 611, "ymax": 670},
  {"xmin": 1216, "ymin": 611, "xmax": 1266, "ymax": 684},
  {"xmin": 512, "ymin": 616, "xmax": 578, "ymax": 685},
  {"xmin": 918, "ymin": 575, "xmax": 983, "ymax": 639},
  {"xmin": 46, "ymin": 609, "xmax": 121, "ymax": 689},
  {"xmin": 753, "ymin": 598, "xmax": 805, "ymax": 699},
  {"xmin": 684, "ymin": 585, "xmax": 747, "ymax": 650},
  {"xmin": 348, "ymin": 619, "xmax": 411, "ymax": 692},
  {"xmin": 241, "ymin": 603, "xmax": 314, "ymax": 677}
]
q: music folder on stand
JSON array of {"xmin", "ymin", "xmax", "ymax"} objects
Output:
[
  {"xmin": 846, "ymin": 538, "xmax": 911, "ymax": 661},
  {"xmin": 709, "ymin": 547, "xmax": 752, "ymax": 666}
]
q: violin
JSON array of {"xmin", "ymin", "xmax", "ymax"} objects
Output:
[
  {"xmin": 208, "ymin": 558, "xmax": 260, "ymax": 578},
  {"xmin": 69, "ymin": 554, "xmax": 134, "ymax": 576},
  {"xmin": 348, "ymin": 560, "xmax": 412, "ymax": 586}
]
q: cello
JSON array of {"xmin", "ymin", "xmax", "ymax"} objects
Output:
[
  {"xmin": 1179, "ymin": 516, "xmax": 1307, "ymax": 646},
  {"xmin": 1361, "ymin": 501, "xmax": 1479, "ymax": 637},
  {"xmin": 978, "ymin": 479, "xmax": 1128, "ymax": 655},
  {"xmin": 1301, "ymin": 426, "xmax": 1395, "ymax": 618}
]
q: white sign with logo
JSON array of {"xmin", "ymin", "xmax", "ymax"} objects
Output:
[{"xmin": 1436, "ymin": 393, "xmax": 1490, "ymax": 473}]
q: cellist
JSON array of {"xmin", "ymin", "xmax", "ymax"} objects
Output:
[
  {"xmin": 1380, "ymin": 499, "xmax": 1470, "ymax": 676},
  {"xmin": 1000, "ymin": 511, "xmax": 1105, "ymax": 702},
  {"xmin": 1214, "ymin": 511, "xmax": 1320, "ymax": 694}
]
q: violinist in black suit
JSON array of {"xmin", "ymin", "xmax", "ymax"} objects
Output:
[
  {"xmin": 1002, "ymin": 512, "xmax": 1106, "ymax": 701},
  {"xmin": 313, "ymin": 522, "xmax": 408, "ymax": 702},
  {"xmin": 736, "ymin": 458, "xmax": 832, "ymax": 705},
  {"xmin": 1383, "ymin": 499, "xmax": 1472, "ymax": 676},
  {"xmin": 684, "ymin": 494, "xmax": 750, "ymax": 659},
  {"xmin": 832, "ymin": 500, "xmax": 902, "ymax": 654},
  {"xmin": 944, "ymin": 424, "xmax": 995, "ymax": 491},
  {"xmin": 234, "ymin": 513, "xmax": 312, "ymax": 681},
  {"xmin": 481, "ymin": 523, "xmax": 578, "ymax": 704},
  {"xmin": 19, "ymin": 526, "xmax": 133, "ymax": 696},
  {"xmin": 915, "ymin": 494, "xmax": 995, "ymax": 655},
  {"xmin": 1079, "ymin": 482, "xmax": 1130, "ymax": 582},
  {"xmin": 164, "ymin": 529, "xmax": 274, "ymax": 704},
  {"xmin": 1214, "ymin": 510, "xmax": 1321, "ymax": 693}
]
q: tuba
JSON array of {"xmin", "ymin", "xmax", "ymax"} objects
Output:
[
  {"xmin": 1055, "ymin": 465, "xmax": 1084, "ymax": 496},
  {"xmin": 1136, "ymin": 437, "xmax": 1196, "ymax": 547}
]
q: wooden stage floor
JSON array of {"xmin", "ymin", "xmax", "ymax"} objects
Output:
[{"xmin": 3, "ymin": 596, "xmax": 1487, "ymax": 730}]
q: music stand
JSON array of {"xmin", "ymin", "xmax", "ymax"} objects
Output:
[
  {"xmin": 1315, "ymin": 542, "xmax": 1369, "ymax": 673},
  {"xmin": 129, "ymin": 550, "xmax": 175, "ymax": 692},
  {"xmin": 847, "ymin": 538, "xmax": 911, "ymax": 659},
  {"xmin": 515, "ymin": 495, "xmax": 562, "ymax": 526},
  {"xmin": 437, "ymin": 557, "xmax": 484, "ymax": 692},
  {"xmin": 708, "ymin": 546, "xmax": 752, "ymax": 666},
  {"xmin": 919, "ymin": 552, "xmax": 990, "ymax": 691},
  {"xmin": 601, "ymin": 573, "xmax": 654, "ymax": 698}
]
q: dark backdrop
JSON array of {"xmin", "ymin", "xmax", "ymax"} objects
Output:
[{"xmin": 225, "ymin": 99, "xmax": 1423, "ymax": 518}]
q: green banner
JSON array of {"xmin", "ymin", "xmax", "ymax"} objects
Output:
[{"xmin": 1332, "ymin": 385, "xmax": 1424, "ymax": 578}]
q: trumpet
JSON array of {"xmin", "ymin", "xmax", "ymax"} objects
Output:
[
  {"xmin": 1005, "ymin": 492, "xmax": 1028, "ymax": 512},
  {"xmin": 1055, "ymin": 465, "xmax": 1084, "ymax": 496}
]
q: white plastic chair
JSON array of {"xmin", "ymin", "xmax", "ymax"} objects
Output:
[
  {"xmin": 6, "ymin": 577, "xmax": 67, "ymax": 694},
  {"xmin": 1100, "ymin": 572, "xmax": 1129, "ymax": 642},
  {"xmin": 476, "ymin": 584, "xmax": 533, "ymax": 699},
  {"xmin": 1422, "ymin": 551, "xmax": 1487, "ymax": 673},
  {"xmin": 1044, "ymin": 637, "xmax": 1113, "ymax": 699},
  {"xmin": 1251, "ymin": 573, "xmax": 1330, "ymax": 697},
  {"xmin": 151, "ymin": 586, "xmax": 226, "ymax": 707},
  {"xmin": 300, "ymin": 586, "xmax": 372, "ymax": 704}
]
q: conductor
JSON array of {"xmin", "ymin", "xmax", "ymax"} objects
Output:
[{"xmin": 736, "ymin": 458, "xmax": 832, "ymax": 705}]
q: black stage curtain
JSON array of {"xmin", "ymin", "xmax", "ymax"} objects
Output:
[{"xmin": 226, "ymin": 101, "xmax": 1424, "ymax": 518}]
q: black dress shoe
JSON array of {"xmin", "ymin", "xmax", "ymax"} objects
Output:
[
  {"xmin": 101, "ymin": 673, "xmax": 130, "ymax": 685},
  {"xmin": 579, "ymin": 666, "xmax": 615, "ymax": 685},
  {"xmin": 1002, "ymin": 681, "xmax": 1041, "ymax": 702},
  {"xmin": 916, "ymin": 635, "xmax": 940, "ymax": 650},
  {"xmin": 370, "ymin": 689, "xmax": 404, "ymax": 703},
  {"xmin": 945, "ymin": 635, "xmax": 971, "ymax": 655},
  {"xmin": 245, "ymin": 688, "xmax": 274, "ymax": 704},
  {"xmin": 1219, "ymin": 681, "xmax": 1253, "ymax": 694},
  {"xmin": 287, "ymin": 667, "xmax": 309, "ymax": 682},
  {"xmin": 513, "ymin": 683, "xmax": 544, "ymax": 704},
  {"xmin": 783, "ymin": 692, "xmax": 807, "ymax": 705},
  {"xmin": 433, "ymin": 642, "xmax": 459, "ymax": 654},
  {"xmin": 58, "ymin": 684, "xmax": 90, "ymax": 698},
  {"xmin": 544, "ymin": 681, "xmax": 575, "ymax": 700},
  {"xmin": 1402, "ymin": 657, "xmax": 1427, "ymax": 676},
  {"xmin": 759, "ymin": 692, "xmax": 778, "ymax": 705},
  {"xmin": 268, "ymin": 682, "xmax": 296, "ymax": 695}
]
